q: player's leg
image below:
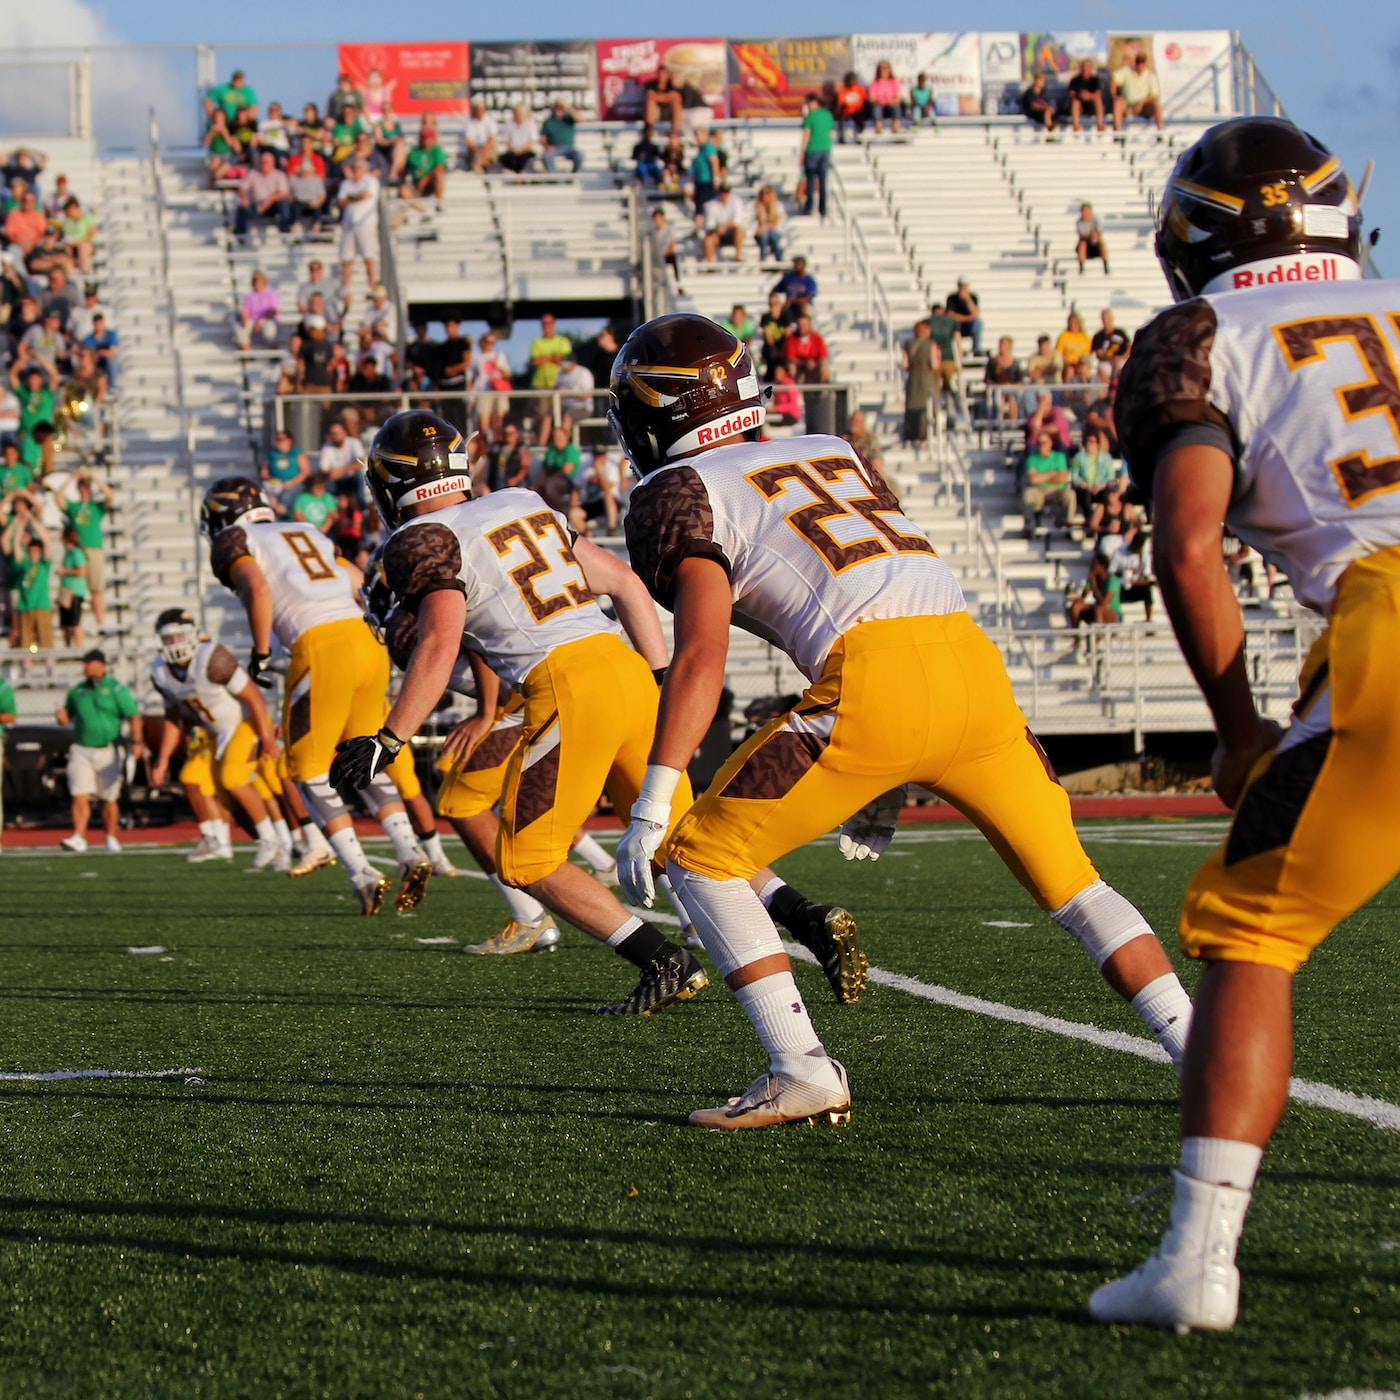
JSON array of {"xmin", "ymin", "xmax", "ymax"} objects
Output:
[
  {"xmin": 180, "ymin": 742, "xmax": 232, "ymax": 861},
  {"xmin": 373, "ymin": 736, "xmax": 431, "ymax": 911},
  {"xmin": 278, "ymin": 753, "xmax": 334, "ymax": 874},
  {"xmin": 253, "ymin": 754, "xmax": 296, "ymax": 865},
  {"xmin": 751, "ymin": 868, "xmax": 867, "ymax": 1004},
  {"xmin": 217, "ymin": 723, "xmax": 282, "ymax": 870}
]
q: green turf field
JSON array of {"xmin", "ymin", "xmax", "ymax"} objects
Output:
[{"xmin": 1, "ymin": 820, "xmax": 1397, "ymax": 1397}]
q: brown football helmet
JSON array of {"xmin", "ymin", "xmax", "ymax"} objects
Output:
[
  {"xmin": 608, "ymin": 313, "xmax": 766, "ymax": 476},
  {"xmin": 200, "ymin": 476, "xmax": 274, "ymax": 538}
]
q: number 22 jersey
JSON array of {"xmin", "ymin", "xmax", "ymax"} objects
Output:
[
  {"xmin": 624, "ymin": 434, "xmax": 966, "ymax": 681},
  {"xmin": 1117, "ymin": 278, "xmax": 1400, "ymax": 613}
]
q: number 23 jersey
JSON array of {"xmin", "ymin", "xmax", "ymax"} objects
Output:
[
  {"xmin": 624, "ymin": 434, "xmax": 966, "ymax": 681},
  {"xmin": 1117, "ymin": 278, "xmax": 1400, "ymax": 613}
]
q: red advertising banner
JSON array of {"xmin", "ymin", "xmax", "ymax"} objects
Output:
[
  {"xmin": 596, "ymin": 38, "xmax": 727, "ymax": 122},
  {"xmin": 337, "ymin": 43, "xmax": 470, "ymax": 116},
  {"xmin": 727, "ymin": 36, "xmax": 851, "ymax": 118}
]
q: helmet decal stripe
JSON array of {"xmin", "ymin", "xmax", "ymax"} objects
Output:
[
  {"xmin": 1173, "ymin": 178, "xmax": 1246, "ymax": 216},
  {"xmin": 1301, "ymin": 156, "xmax": 1341, "ymax": 194}
]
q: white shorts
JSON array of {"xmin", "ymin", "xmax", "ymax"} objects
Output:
[
  {"xmin": 68, "ymin": 742, "xmax": 122, "ymax": 801},
  {"xmin": 340, "ymin": 221, "xmax": 377, "ymax": 262}
]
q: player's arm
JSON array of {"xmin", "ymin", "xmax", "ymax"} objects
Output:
[
  {"xmin": 229, "ymin": 555, "xmax": 274, "ymax": 660},
  {"xmin": 150, "ymin": 707, "xmax": 183, "ymax": 785},
  {"xmin": 385, "ymin": 588, "xmax": 466, "ymax": 746},
  {"xmin": 441, "ymin": 650, "xmax": 500, "ymax": 764},
  {"xmin": 572, "ymin": 536, "xmax": 668, "ymax": 670},
  {"xmin": 235, "ymin": 678, "xmax": 278, "ymax": 758},
  {"xmin": 1153, "ymin": 443, "xmax": 1277, "ymax": 806}
]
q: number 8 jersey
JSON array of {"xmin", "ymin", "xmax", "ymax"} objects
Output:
[
  {"xmin": 1117, "ymin": 279, "xmax": 1400, "ymax": 613},
  {"xmin": 624, "ymin": 435, "xmax": 966, "ymax": 681}
]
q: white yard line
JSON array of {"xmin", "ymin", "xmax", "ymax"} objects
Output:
[{"xmin": 0, "ymin": 1068, "xmax": 200, "ymax": 1082}]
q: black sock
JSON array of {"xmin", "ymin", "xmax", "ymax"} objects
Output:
[
  {"xmin": 612, "ymin": 922, "xmax": 678, "ymax": 969},
  {"xmin": 767, "ymin": 883, "xmax": 812, "ymax": 935}
]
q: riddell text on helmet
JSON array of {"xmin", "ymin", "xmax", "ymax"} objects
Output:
[
  {"xmin": 694, "ymin": 407, "xmax": 763, "ymax": 446},
  {"xmin": 1205, "ymin": 253, "xmax": 1361, "ymax": 295}
]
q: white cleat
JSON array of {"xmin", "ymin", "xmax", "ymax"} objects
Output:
[
  {"xmin": 185, "ymin": 836, "xmax": 222, "ymax": 863},
  {"xmin": 289, "ymin": 845, "xmax": 335, "ymax": 878},
  {"xmin": 105, "ymin": 835, "xmax": 123, "ymax": 854},
  {"xmin": 248, "ymin": 839, "xmax": 281, "ymax": 871},
  {"xmin": 431, "ymin": 857, "xmax": 464, "ymax": 877},
  {"xmin": 690, "ymin": 1059, "xmax": 852, "ymax": 1130},
  {"xmin": 1089, "ymin": 1171, "xmax": 1251, "ymax": 1333},
  {"xmin": 271, "ymin": 845, "xmax": 294, "ymax": 873},
  {"xmin": 60, "ymin": 833, "xmax": 88, "ymax": 853},
  {"xmin": 353, "ymin": 871, "xmax": 391, "ymax": 916}
]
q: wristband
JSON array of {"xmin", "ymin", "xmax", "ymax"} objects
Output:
[
  {"xmin": 652, "ymin": 667, "xmax": 668, "ymax": 687},
  {"xmin": 377, "ymin": 726, "xmax": 405, "ymax": 757},
  {"xmin": 637, "ymin": 763, "xmax": 683, "ymax": 809}
]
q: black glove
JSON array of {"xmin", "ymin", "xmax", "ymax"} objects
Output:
[
  {"xmin": 330, "ymin": 727, "xmax": 405, "ymax": 790},
  {"xmin": 248, "ymin": 650, "xmax": 274, "ymax": 689},
  {"xmin": 652, "ymin": 666, "xmax": 668, "ymax": 687}
]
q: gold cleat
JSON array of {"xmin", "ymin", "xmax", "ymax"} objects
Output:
[
  {"xmin": 289, "ymin": 846, "xmax": 336, "ymax": 878},
  {"xmin": 689, "ymin": 1060, "xmax": 852, "ymax": 1130},
  {"xmin": 464, "ymin": 916, "xmax": 561, "ymax": 955},
  {"xmin": 355, "ymin": 873, "xmax": 390, "ymax": 916},
  {"xmin": 395, "ymin": 859, "xmax": 433, "ymax": 913}
]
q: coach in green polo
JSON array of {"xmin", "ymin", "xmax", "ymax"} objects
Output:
[{"xmin": 56, "ymin": 649, "xmax": 144, "ymax": 854}]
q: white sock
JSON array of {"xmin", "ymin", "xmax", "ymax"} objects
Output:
[
  {"xmin": 216, "ymin": 820, "xmax": 232, "ymax": 850},
  {"xmin": 756, "ymin": 875, "xmax": 786, "ymax": 909},
  {"xmin": 253, "ymin": 817, "xmax": 276, "ymax": 845},
  {"xmin": 329, "ymin": 826, "xmax": 375, "ymax": 880},
  {"xmin": 571, "ymin": 832, "xmax": 613, "ymax": 871},
  {"xmin": 491, "ymin": 874, "xmax": 546, "ymax": 925},
  {"xmin": 198, "ymin": 820, "xmax": 220, "ymax": 842},
  {"xmin": 604, "ymin": 914, "xmax": 645, "ymax": 947},
  {"xmin": 381, "ymin": 810, "xmax": 425, "ymax": 864},
  {"xmin": 657, "ymin": 872, "xmax": 694, "ymax": 930},
  {"xmin": 272, "ymin": 818, "xmax": 292, "ymax": 850},
  {"xmin": 734, "ymin": 971, "xmax": 840, "ymax": 1090},
  {"xmin": 302, "ymin": 822, "xmax": 331, "ymax": 853},
  {"xmin": 421, "ymin": 831, "xmax": 449, "ymax": 866},
  {"xmin": 1180, "ymin": 1137, "xmax": 1263, "ymax": 1190},
  {"xmin": 1131, "ymin": 973, "xmax": 1194, "ymax": 1070}
]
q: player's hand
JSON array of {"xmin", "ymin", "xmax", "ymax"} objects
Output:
[
  {"xmin": 149, "ymin": 760, "xmax": 167, "ymax": 787},
  {"xmin": 1211, "ymin": 717, "xmax": 1283, "ymax": 809},
  {"xmin": 330, "ymin": 728, "xmax": 403, "ymax": 791},
  {"xmin": 441, "ymin": 713, "xmax": 493, "ymax": 765},
  {"xmin": 617, "ymin": 798, "xmax": 671, "ymax": 909},
  {"xmin": 248, "ymin": 650, "xmax": 274, "ymax": 688},
  {"xmin": 838, "ymin": 785, "xmax": 907, "ymax": 861}
]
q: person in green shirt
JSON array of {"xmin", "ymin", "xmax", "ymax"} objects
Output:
[
  {"xmin": 13, "ymin": 362, "xmax": 55, "ymax": 439},
  {"xmin": 719, "ymin": 303, "xmax": 756, "ymax": 342},
  {"xmin": 57, "ymin": 649, "xmax": 145, "ymax": 853},
  {"xmin": 403, "ymin": 133, "xmax": 447, "ymax": 203},
  {"xmin": 0, "ymin": 673, "xmax": 15, "ymax": 726},
  {"xmin": 204, "ymin": 71, "xmax": 259, "ymax": 125},
  {"xmin": 15, "ymin": 534, "xmax": 51, "ymax": 651},
  {"xmin": 529, "ymin": 312, "xmax": 572, "ymax": 391},
  {"xmin": 262, "ymin": 430, "xmax": 309, "ymax": 510},
  {"xmin": 689, "ymin": 129, "xmax": 720, "ymax": 214},
  {"xmin": 64, "ymin": 469, "xmax": 113, "ymax": 627},
  {"xmin": 540, "ymin": 101, "xmax": 582, "ymax": 174},
  {"xmin": 1070, "ymin": 426, "xmax": 1123, "ymax": 522},
  {"xmin": 800, "ymin": 94, "xmax": 835, "ymax": 217},
  {"xmin": 57, "ymin": 523, "xmax": 88, "ymax": 647},
  {"xmin": 539, "ymin": 425, "xmax": 584, "ymax": 526},
  {"xmin": 293, "ymin": 474, "xmax": 338, "ymax": 530},
  {"xmin": 0, "ymin": 440, "xmax": 32, "ymax": 494},
  {"xmin": 1021, "ymin": 429, "xmax": 1074, "ymax": 535}
]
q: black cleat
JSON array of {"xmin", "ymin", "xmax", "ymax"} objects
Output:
[
  {"xmin": 596, "ymin": 948, "xmax": 708, "ymax": 1016},
  {"xmin": 786, "ymin": 904, "xmax": 868, "ymax": 1004}
]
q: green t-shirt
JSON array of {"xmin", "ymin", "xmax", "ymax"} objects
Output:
[
  {"xmin": 720, "ymin": 317, "xmax": 756, "ymax": 341},
  {"xmin": 530, "ymin": 333, "xmax": 573, "ymax": 389},
  {"xmin": 690, "ymin": 141, "xmax": 718, "ymax": 185},
  {"xmin": 542, "ymin": 442, "xmax": 581, "ymax": 476},
  {"xmin": 61, "ymin": 546, "xmax": 89, "ymax": 598},
  {"xmin": 64, "ymin": 498, "xmax": 107, "ymax": 548},
  {"xmin": 18, "ymin": 437, "xmax": 43, "ymax": 472},
  {"xmin": 209, "ymin": 82, "xmax": 258, "ymax": 121},
  {"xmin": 265, "ymin": 447, "xmax": 304, "ymax": 483},
  {"xmin": 927, "ymin": 311, "xmax": 960, "ymax": 356},
  {"xmin": 802, "ymin": 106, "xmax": 835, "ymax": 154},
  {"xmin": 16, "ymin": 554, "xmax": 48, "ymax": 611},
  {"xmin": 65, "ymin": 675, "xmax": 137, "ymax": 747},
  {"xmin": 1025, "ymin": 449, "xmax": 1069, "ymax": 482},
  {"xmin": 405, "ymin": 144, "xmax": 447, "ymax": 180},
  {"xmin": 293, "ymin": 492, "xmax": 337, "ymax": 529},
  {"xmin": 541, "ymin": 114, "xmax": 576, "ymax": 149},
  {"xmin": 19, "ymin": 387, "xmax": 54, "ymax": 438},
  {"xmin": 0, "ymin": 675, "xmax": 14, "ymax": 720},
  {"xmin": 60, "ymin": 212, "xmax": 96, "ymax": 244},
  {"xmin": 0, "ymin": 461, "xmax": 33, "ymax": 493}
]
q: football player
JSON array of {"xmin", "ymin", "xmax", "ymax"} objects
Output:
[
  {"xmin": 607, "ymin": 313, "xmax": 1193, "ymax": 1129},
  {"xmin": 173, "ymin": 728, "xmax": 234, "ymax": 862},
  {"xmin": 1086, "ymin": 119, "xmax": 1400, "ymax": 1332},
  {"xmin": 202, "ymin": 477, "xmax": 431, "ymax": 914},
  {"xmin": 147, "ymin": 608, "xmax": 291, "ymax": 870},
  {"xmin": 330, "ymin": 409, "xmax": 710, "ymax": 1014}
]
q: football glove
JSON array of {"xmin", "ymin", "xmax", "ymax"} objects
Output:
[
  {"xmin": 838, "ymin": 785, "xmax": 907, "ymax": 862},
  {"xmin": 616, "ymin": 798, "xmax": 671, "ymax": 909},
  {"xmin": 248, "ymin": 650, "xmax": 275, "ymax": 688},
  {"xmin": 330, "ymin": 727, "xmax": 405, "ymax": 791}
]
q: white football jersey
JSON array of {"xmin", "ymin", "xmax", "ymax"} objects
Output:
[
  {"xmin": 151, "ymin": 639, "xmax": 250, "ymax": 757},
  {"xmin": 625, "ymin": 434, "xmax": 966, "ymax": 681},
  {"xmin": 1118, "ymin": 277, "xmax": 1400, "ymax": 613},
  {"xmin": 383, "ymin": 489, "xmax": 620, "ymax": 689},
  {"xmin": 210, "ymin": 520, "xmax": 362, "ymax": 648}
]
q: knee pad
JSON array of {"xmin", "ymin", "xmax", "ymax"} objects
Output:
[
  {"xmin": 300, "ymin": 775, "xmax": 348, "ymax": 827},
  {"xmin": 667, "ymin": 863, "xmax": 783, "ymax": 980},
  {"xmin": 357, "ymin": 770, "xmax": 400, "ymax": 817},
  {"xmin": 1048, "ymin": 878, "xmax": 1152, "ymax": 970}
]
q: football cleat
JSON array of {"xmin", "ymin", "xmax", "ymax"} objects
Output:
[
  {"xmin": 431, "ymin": 856, "xmax": 464, "ymax": 877},
  {"xmin": 394, "ymin": 858, "xmax": 432, "ymax": 912},
  {"xmin": 596, "ymin": 948, "xmax": 708, "ymax": 1016},
  {"xmin": 185, "ymin": 836, "xmax": 223, "ymax": 863},
  {"xmin": 786, "ymin": 903, "xmax": 868, "ymax": 1004},
  {"xmin": 105, "ymin": 835, "xmax": 123, "ymax": 854},
  {"xmin": 464, "ymin": 916, "xmax": 561, "ymax": 955},
  {"xmin": 289, "ymin": 845, "xmax": 335, "ymax": 878},
  {"xmin": 60, "ymin": 833, "xmax": 88, "ymax": 853},
  {"xmin": 248, "ymin": 839, "xmax": 282, "ymax": 872},
  {"xmin": 272, "ymin": 845, "xmax": 293, "ymax": 873},
  {"xmin": 354, "ymin": 871, "xmax": 390, "ymax": 916},
  {"xmin": 690, "ymin": 1060, "xmax": 852, "ymax": 1130}
]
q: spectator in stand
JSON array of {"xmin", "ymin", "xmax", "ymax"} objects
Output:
[
  {"xmin": 1055, "ymin": 311, "xmax": 1092, "ymax": 368},
  {"xmin": 337, "ymin": 155, "xmax": 380, "ymax": 293},
  {"xmin": 945, "ymin": 277, "xmax": 983, "ymax": 356},
  {"xmin": 585, "ymin": 443, "xmax": 623, "ymax": 532},
  {"xmin": 475, "ymin": 330, "xmax": 514, "ymax": 439},
  {"xmin": 539, "ymin": 425, "xmax": 585, "ymax": 526},
  {"xmin": 56, "ymin": 522, "xmax": 87, "ymax": 647},
  {"xmin": 292, "ymin": 473, "xmax": 337, "ymax": 530},
  {"xmin": 575, "ymin": 324, "xmax": 620, "ymax": 386},
  {"xmin": 41, "ymin": 267, "xmax": 75, "ymax": 330},
  {"xmin": 59, "ymin": 197, "xmax": 96, "ymax": 276},
  {"xmin": 800, "ymin": 94, "xmax": 834, "ymax": 217},
  {"xmin": 346, "ymin": 130, "xmax": 389, "ymax": 183},
  {"xmin": 45, "ymin": 173, "xmax": 73, "ymax": 219},
  {"xmin": 202, "ymin": 109, "xmax": 242, "ymax": 185},
  {"xmin": 868, "ymin": 61, "xmax": 904, "ymax": 134},
  {"xmin": 371, "ymin": 107, "xmax": 407, "ymax": 184},
  {"xmin": 234, "ymin": 150, "xmax": 292, "ymax": 241},
  {"xmin": 298, "ymin": 102, "xmax": 325, "ymax": 148},
  {"xmin": 64, "ymin": 469, "xmax": 113, "ymax": 628},
  {"xmin": 465, "ymin": 99, "xmax": 500, "ymax": 174},
  {"xmin": 402, "ymin": 127, "xmax": 448, "ymax": 208},
  {"xmin": 1062, "ymin": 358, "xmax": 1097, "ymax": 423},
  {"xmin": 287, "ymin": 139, "xmax": 328, "ymax": 232},
  {"xmin": 326, "ymin": 73, "xmax": 365, "ymax": 127},
  {"xmin": 1024, "ymin": 388, "xmax": 1073, "ymax": 452},
  {"xmin": 1, "ymin": 440, "xmax": 31, "ymax": 494},
  {"xmin": 57, "ymin": 649, "xmax": 144, "ymax": 853},
  {"xmin": 541, "ymin": 101, "xmax": 583, "ymax": 174},
  {"xmin": 259, "ymin": 101, "xmax": 294, "ymax": 158},
  {"xmin": 205, "ymin": 70, "xmax": 258, "ymax": 125},
  {"xmin": 1026, "ymin": 333, "xmax": 1062, "ymax": 387},
  {"xmin": 660, "ymin": 131, "xmax": 685, "ymax": 190},
  {"xmin": 834, "ymin": 73, "xmax": 868, "ymax": 145},
  {"xmin": 1, "ymin": 149, "xmax": 45, "ymax": 197},
  {"xmin": 405, "ymin": 322, "xmax": 439, "ymax": 386},
  {"xmin": 758, "ymin": 292, "xmax": 788, "ymax": 381},
  {"xmin": 479, "ymin": 422, "xmax": 529, "ymax": 493},
  {"xmin": 926, "ymin": 302, "xmax": 962, "ymax": 395},
  {"xmin": 348, "ymin": 349, "xmax": 393, "ymax": 400},
  {"xmin": 1090, "ymin": 479, "xmax": 1140, "ymax": 545},
  {"xmin": 1076, "ymin": 202, "xmax": 1110, "ymax": 275},
  {"xmin": 67, "ymin": 282, "xmax": 101, "ymax": 342},
  {"xmin": 1068, "ymin": 58, "xmax": 1107, "ymax": 133},
  {"xmin": 530, "ymin": 313, "xmax": 571, "ymax": 442},
  {"xmin": 234, "ymin": 269, "xmax": 280, "ymax": 350},
  {"xmin": 1084, "ymin": 373, "xmax": 1119, "ymax": 455},
  {"xmin": 556, "ymin": 351, "xmax": 596, "ymax": 427},
  {"xmin": 631, "ymin": 124, "xmax": 664, "ymax": 187},
  {"xmin": 296, "ymin": 260, "xmax": 343, "ymax": 321},
  {"xmin": 1091, "ymin": 308, "xmax": 1130, "ymax": 367},
  {"xmin": 643, "ymin": 66, "xmax": 684, "ymax": 132},
  {"xmin": 1021, "ymin": 429, "xmax": 1074, "ymax": 535},
  {"xmin": 319, "ymin": 418, "xmax": 365, "ymax": 484},
  {"xmin": 3, "ymin": 187, "xmax": 46, "ymax": 258},
  {"xmin": 23, "ymin": 308, "xmax": 67, "ymax": 373},
  {"xmin": 292, "ymin": 292, "xmax": 341, "ymax": 353},
  {"xmin": 13, "ymin": 360, "xmax": 56, "ymax": 449},
  {"xmin": 689, "ymin": 125, "xmax": 721, "ymax": 215},
  {"xmin": 772, "ymin": 255, "xmax": 817, "ymax": 322},
  {"xmin": 701, "ymin": 184, "xmax": 745, "ymax": 263},
  {"xmin": 784, "ymin": 312, "xmax": 829, "ymax": 385},
  {"xmin": 4, "ymin": 506, "xmax": 50, "ymax": 650},
  {"xmin": 1021, "ymin": 72, "xmax": 1056, "ymax": 130},
  {"xmin": 262, "ymin": 428, "xmax": 309, "ymax": 508},
  {"xmin": 354, "ymin": 322, "xmax": 397, "ymax": 385},
  {"xmin": 231, "ymin": 105, "xmax": 261, "ymax": 162},
  {"xmin": 435, "ymin": 319, "xmax": 472, "ymax": 433},
  {"xmin": 1112, "ymin": 50, "xmax": 1163, "ymax": 131},
  {"xmin": 719, "ymin": 304, "xmax": 756, "ymax": 344},
  {"xmin": 1114, "ymin": 534, "xmax": 1154, "ymax": 619},
  {"xmin": 985, "ymin": 336, "xmax": 1027, "ymax": 419},
  {"xmin": 8, "ymin": 293, "xmax": 41, "ymax": 356},
  {"xmin": 1070, "ymin": 425, "xmax": 1122, "ymax": 523},
  {"xmin": 648, "ymin": 207, "xmax": 681, "ymax": 293},
  {"xmin": 81, "ymin": 313, "xmax": 119, "ymax": 392},
  {"xmin": 1067, "ymin": 548, "xmax": 1121, "ymax": 629},
  {"xmin": 365, "ymin": 283, "xmax": 397, "ymax": 346},
  {"xmin": 902, "ymin": 320, "xmax": 939, "ymax": 444},
  {"xmin": 910, "ymin": 72, "xmax": 935, "ymax": 125},
  {"xmin": 842, "ymin": 410, "xmax": 886, "ymax": 480},
  {"xmin": 500, "ymin": 106, "xmax": 540, "ymax": 177},
  {"xmin": 768, "ymin": 364, "xmax": 804, "ymax": 426},
  {"xmin": 295, "ymin": 315, "xmax": 335, "ymax": 391},
  {"xmin": 753, "ymin": 185, "xmax": 784, "ymax": 262}
]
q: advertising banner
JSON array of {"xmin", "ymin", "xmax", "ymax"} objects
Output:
[
  {"xmin": 1152, "ymin": 31, "xmax": 1233, "ymax": 117},
  {"xmin": 727, "ymin": 36, "xmax": 852, "ymax": 117},
  {"xmin": 337, "ymin": 43, "xmax": 469, "ymax": 116},
  {"xmin": 850, "ymin": 33, "xmax": 982, "ymax": 116},
  {"xmin": 1021, "ymin": 31, "xmax": 1109, "ymax": 81},
  {"xmin": 980, "ymin": 32, "xmax": 1023, "ymax": 114},
  {"xmin": 469, "ymin": 41, "xmax": 598, "ymax": 116},
  {"xmin": 596, "ymin": 38, "xmax": 726, "ymax": 122}
]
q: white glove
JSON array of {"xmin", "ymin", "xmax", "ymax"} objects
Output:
[
  {"xmin": 838, "ymin": 785, "xmax": 907, "ymax": 862},
  {"xmin": 616, "ymin": 764, "xmax": 684, "ymax": 909}
]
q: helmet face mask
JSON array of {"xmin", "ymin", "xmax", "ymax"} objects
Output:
[
  {"xmin": 201, "ymin": 476, "xmax": 274, "ymax": 538},
  {"xmin": 365, "ymin": 409, "xmax": 472, "ymax": 528},
  {"xmin": 154, "ymin": 608, "xmax": 198, "ymax": 668},
  {"xmin": 362, "ymin": 543, "xmax": 395, "ymax": 642}
]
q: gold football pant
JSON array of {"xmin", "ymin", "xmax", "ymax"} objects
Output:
[
  {"xmin": 498, "ymin": 633, "xmax": 694, "ymax": 886},
  {"xmin": 386, "ymin": 734, "xmax": 421, "ymax": 803},
  {"xmin": 669, "ymin": 613, "xmax": 1097, "ymax": 906},
  {"xmin": 1181, "ymin": 544, "xmax": 1400, "ymax": 973},
  {"xmin": 179, "ymin": 724, "xmax": 278, "ymax": 805},
  {"xmin": 179, "ymin": 730, "xmax": 217, "ymax": 798},
  {"xmin": 435, "ymin": 694, "xmax": 527, "ymax": 820},
  {"xmin": 283, "ymin": 618, "xmax": 390, "ymax": 781}
]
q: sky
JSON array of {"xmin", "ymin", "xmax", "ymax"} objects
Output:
[{"xmin": 2, "ymin": 0, "xmax": 1395, "ymax": 267}]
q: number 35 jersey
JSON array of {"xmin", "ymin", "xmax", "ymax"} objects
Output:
[
  {"xmin": 1117, "ymin": 279, "xmax": 1400, "ymax": 613},
  {"xmin": 210, "ymin": 521, "xmax": 363, "ymax": 648},
  {"xmin": 383, "ymin": 489, "xmax": 620, "ymax": 690},
  {"xmin": 624, "ymin": 434, "xmax": 966, "ymax": 681}
]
